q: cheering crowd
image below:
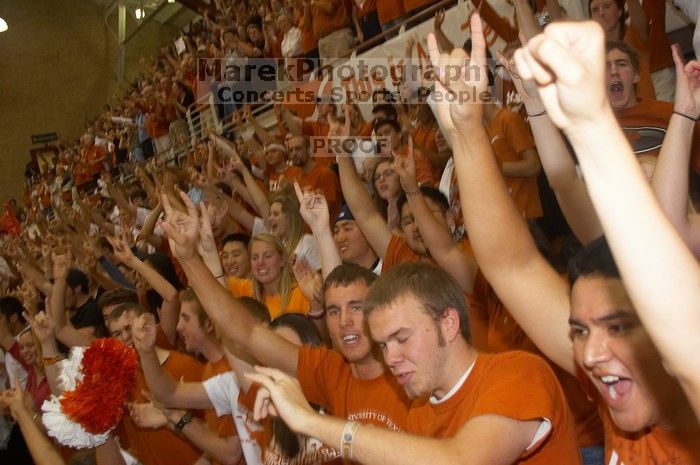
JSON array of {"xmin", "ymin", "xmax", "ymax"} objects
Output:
[{"xmin": 2, "ymin": 0, "xmax": 700, "ymax": 465}]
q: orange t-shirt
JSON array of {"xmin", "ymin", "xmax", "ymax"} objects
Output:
[
  {"xmin": 470, "ymin": 270, "xmax": 539, "ymax": 355},
  {"xmin": 297, "ymin": 345, "xmax": 412, "ymax": 430},
  {"xmin": 396, "ymin": 142, "xmax": 436, "ymax": 187},
  {"xmin": 299, "ymin": 161, "xmax": 342, "ymax": 220},
  {"xmin": 382, "ymin": 235, "xmax": 472, "ymax": 275},
  {"xmin": 402, "ymin": 0, "xmax": 435, "ymax": 14},
  {"xmin": 302, "ymin": 119, "xmax": 330, "ymax": 138},
  {"xmin": 624, "ymin": 26, "xmax": 655, "ymax": 100},
  {"xmin": 312, "ymin": 0, "xmax": 350, "ymax": 39},
  {"xmin": 73, "ymin": 162, "xmax": 94, "ymax": 187},
  {"xmin": 302, "ymin": 119, "xmax": 335, "ymax": 169},
  {"xmin": 298, "ymin": 13, "xmax": 318, "ymax": 54},
  {"xmin": 614, "ymin": 98, "xmax": 700, "ymax": 172},
  {"xmin": 121, "ymin": 352, "xmax": 204, "ymax": 465},
  {"xmin": 598, "ymin": 398, "xmax": 700, "ymax": 464},
  {"xmin": 268, "ymin": 165, "xmax": 304, "ymax": 192},
  {"xmin": 83, "ymin": 145, "xmax": 107, "ymax": 176},
  {"xmin": 159, "ymin": 240, "xmax": 188, "ymax": 289},
  {"xmin": 377, "ymin": 0, "xmax": 405, "ymax": 24},
  {"xmin": 473, "ymin": 0, "xmax": 517, "ymax": 43},
  {"xmin": 357, "ymin": 121, "xmax": 373, "ymax": 138},
  {"xmin": 154, "ymin": 323, "xmax": 175, "ymax": 351},
  {"xmin": 202, "ymin": 357, "xmax": 242, "ymax": 465},
  {"xmin": 411, "ymin": 124, "xmax": 439, "ymax": 176},
  {"xmin": 227, "ymin": 277, "xmax": 310, "ymax": 319},
  {"xmin": 470, "ymin": 271, "xmax": 603, "ymax": 448},
  {"xmin": 381, "ymin": 234, "xmax": 426, "ymax": 273},
  {"xmin": 356, "ymin": 0, "xmax": 377, "ymax": 18},
  {"xmin": 643, "ymin": 1, "xmax": 673, "ymax": 73},
  {"xmin": 407, "ymin": 352, "xmax": 580, "ymax": 465},
  {"xmin": 486, "ymin": 108, "xmax": 542, "ymax": 219}
]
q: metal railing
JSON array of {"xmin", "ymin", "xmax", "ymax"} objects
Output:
[{"xmin": 149, "ymin": 0, "xmax": 461, "ymax": 168}]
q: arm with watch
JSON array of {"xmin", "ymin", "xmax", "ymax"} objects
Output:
[
  {"xmin": 130, "ymin": 314, "xmax": 244, "ymax": 465},
  {"xmin": 130, "ymin": 402, "xmax": 242, "ymax": 465}
]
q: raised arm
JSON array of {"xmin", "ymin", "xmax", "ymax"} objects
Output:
[
  {"xmin": 25, "ymin": 307, "xmax": 62, "ymax": 397},
  {"xmin": 211, "ymin": 134, "xmax": 270, "ymax": 218},
  {"xmin": 131, "ymin": 314, "xmax": 243, "ymax": 465},
  {"xmin": 394, "ymin": 139, "xmax": 477, "ymax": 294},
  {"xmin": 517, "ymin": 20, "xmax": 700, "ymax": 416},
  {"xmin": 501, "ymin": 147, "xmax": 541, "ymax": 177},
  {"xmin": 295, "ymin": 184, "xmax": 342, "ymax": 279},
  {"xmin": 0, "ymin": 382, "xmax": 67, "ymax": 465},
  {"xmin": 160, "ymin": 191, "xmax": 300, "ymax": 376},
  {"xmin": 545, "ymin": 0, "xmax": 563, "ymax": 21},
  {"xmin": 496, "ymin": 51, "xmax": 602, "ymax": 245},
  {"xmin": 276, "ymin": 104, "xmax": 303, "ymax": 136},
  {"xmin": 50, "ymin": 251, "xmax": 92, "ymax": 348},
  {"xmin": 336, "ymin": 112, "xmax": 393, "ymax": 258},
  {"xmin": 626, "ymin": 0, "xmax": 649, "ymax": 40},
  {"xmin": 244, "ymin": 105, "xmax": 272, "ymax": 146},
  {"xmin": 79, "ymin": 201, "xmax": 117, "ymax": 236},
  {"xmin": 103, "ymin": 174, "xmax": 138, "ymax": 218},
  {"xmin": 108, "ymin": 235, "xmax": 179, "ymax": 346},
  {"xmin": 17, "ymin": 253, "xmax": 52, "ymax": 297},
  {"xmin": 513, "ymin": 0, "xmax": 543, "ymax": 41},
  {"xmin": 132, "ymin": 313, "xmax": 212, "ymax": 409},
  {"xmin": 197, "ymin": 203, "xmax": 227, "ymax": 287},
  {"xmin": 0, "ymin": 314, "xmax": 15, "ymax": 352},
  {"xmin": 238, "ymin": 164, "xmax": 270, "ymax": 220},
  {"xmin": 135, "ymin": 203, "xmax": 164, "ymax": 249},
  {"xmin": 651, "ymin": 44, "xmax": 700, "ymax": 256},
  {"xmin": 433, "ymin": 10, "xmax": 455, "ymax": 53},
  {"xmin": 246, "ymin": 366, "xmax": 541, "ymax": 465},
  {"xmin": 427, "ymin": 16, "xmax": 576, "ymax": 375}
]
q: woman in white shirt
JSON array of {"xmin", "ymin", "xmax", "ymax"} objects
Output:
[{"xmin": 277, "ymin": 9, "xmax": 303, "ymax": 81}]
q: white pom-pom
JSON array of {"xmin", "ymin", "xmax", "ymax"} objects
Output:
[
  {"xmin": 58, "ymin": 346, "xmax": 85, "ymax": 391},
  {"xmin": 41, "ymin": 397, "xmax": 112, "ymax": 448}
]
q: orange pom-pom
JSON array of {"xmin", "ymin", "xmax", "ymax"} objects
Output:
[{"xmin": 60, "ymin": 339, "xmax": 138, "ymax": 434}]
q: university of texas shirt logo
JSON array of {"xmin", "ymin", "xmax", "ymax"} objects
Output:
[{"xmin": 620, "ymin": 126, "xmax": 666, "ymax": 155}]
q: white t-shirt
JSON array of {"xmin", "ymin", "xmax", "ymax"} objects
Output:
[
  {"xmin": 438, "ymin": 157, "xmax": 454, "ymax": 206},
  {"xmin": 252, "ymin": 218, "xmax": 322, "ymax": 270},
  {"xmin": 203, "ymin": 371, "xmax": 263, "ymax": 465},
  {"xmin": 371, "ymin": 258, "xmax": 383, "ymax": 275},
  {"xmin": 281, "ymin": 27, "xmax": 303, "ymax": 58},
  {"xmin": 3, "ymin": 348, "xmax": 28, "ymax": 389},
  {"xmin": 674, "ymin": 0, "xmax": 700, "ymax": 59}
]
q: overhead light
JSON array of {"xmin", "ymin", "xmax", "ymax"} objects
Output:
[
  {"xmin": 167, "ymin": 0, "xmax": 175, "ymax": 3},
  {"xmin": 135, "ymin": 8, "xmax": 144, "ymax": 19},
  {"xmin": 0, "ymin": 18, "xmax": 7, "ymax": 33}
]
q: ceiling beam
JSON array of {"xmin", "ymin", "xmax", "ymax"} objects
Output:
[{"xmin": 175, "ymin": 0, "xmax": 212, "ymax": 14}]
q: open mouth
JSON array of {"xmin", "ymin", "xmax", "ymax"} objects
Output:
[
  {"xmin": 342, "ymin": 334, "xmax": 360, "ymax": 347},
  {"xmin": 395, "ymin": 372, "xmax": 413, "ymax": 386},
  {"xmin": 598, "ymin": 374, "xmax": 632, "ymax": 403},
  {"xmin": 609, "ymin": 81, "xmax": 624, "ymax": 97}
]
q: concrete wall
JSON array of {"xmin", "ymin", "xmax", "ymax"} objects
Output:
[{"xmin": 0, "ymin": 0, "xmax": 178, "ymax": 205}]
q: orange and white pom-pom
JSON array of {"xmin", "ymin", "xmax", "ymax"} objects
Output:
[{"xmin": 41, "ymin": 339, "xmax": 138, "ymax": 448}]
